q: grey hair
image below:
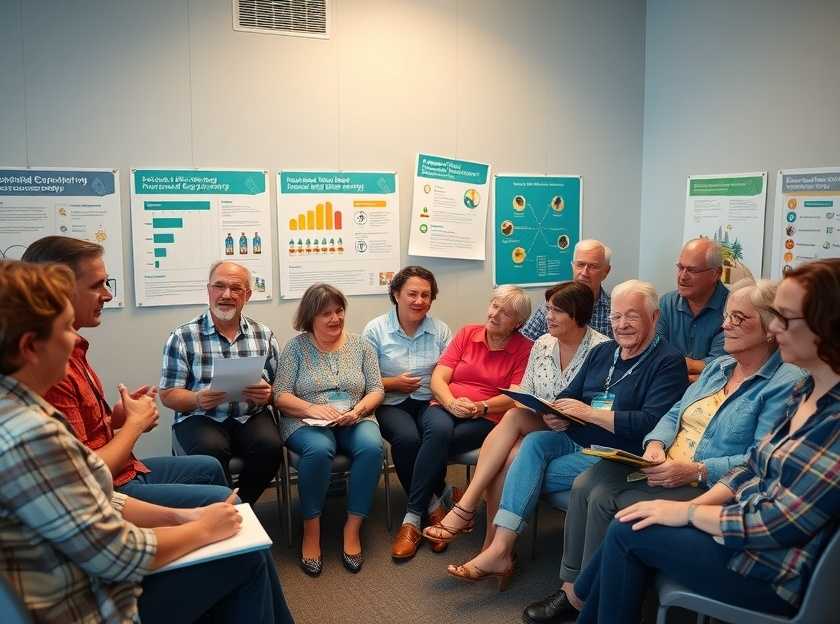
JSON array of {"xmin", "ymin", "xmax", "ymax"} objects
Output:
[
  {"xmin": 491, "ymin": 285, "xmax": 532, "ymax": 325},
  {"xmin": 684, "ymin": 238, "xmax": 724, "ymax": 270},
  {"xmin": 729, "ymin": 278, "xmax": 778, "ymax": 332},
  {"xmin": 574, "ymin": 239, "xmax": 612, "ymax": 266},
  {"xmin": 611, "ymin": 279, "xmax": 659, "ymax": 314},
  {"xmin": 208, "ymin": 260, "xmax": 252, "ymax": 286}
]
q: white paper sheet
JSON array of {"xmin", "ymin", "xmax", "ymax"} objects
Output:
[
  {"xmin": 210, "ymin": 356, "xmax": 265, "ymax": 401},
  {"xmin": 150, "ymin": 504, "xmax": 272, "ymax": 574}
]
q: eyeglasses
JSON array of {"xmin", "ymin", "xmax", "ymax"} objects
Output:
[
  {"xmin": 608, "ymin": 312, "xmax": 643, "ymax": 324},
  {"xmin": 675, "ymin": 263, "xmax": 715, "ymax": 275},
  {"xmin": 572, "ymin": 261, "xmax": 602, "ymax": 271},
  {"xmin": 722, "ymin": 311, "xmax": 750, "ymax": 327},
  {"xmin": 768, "ymin": 307, "xmax": 806, "ymax": 331},
  {"xmin": 208, "ymin": 282, "xmax": 247, "ymax": 296},
  {"xmin": 545, "ymin": 304, "xmax": 569, "ymax": 315},
  {"xmin": 105, "ymin": 278, "xmax": 117, "ymax": 293}
]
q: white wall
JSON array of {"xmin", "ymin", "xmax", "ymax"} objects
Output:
[
  {"xmin": 0, "ymin": 0, "xmax": 646, "ymax": 457},
  {"xmin": 639, "ymin": 0, "xmax": 840, "ymax": 292}
]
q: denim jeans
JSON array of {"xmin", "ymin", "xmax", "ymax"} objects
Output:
[
  {"xmin": 494, "ymin": 430, "xmax": 597, "ymax": 533},
  {"xmin": 116, "ymin": 455, "xmax": 235, "ymax": 508},
  {"xmin": 574, "ymin": 521, "xmax": 794, "ymax": 624},
  {"xmin": 376, "ymin": 398, "xmax": 429, "ymax": 495},
  {"xmin": 285, "ymin": 420, "xmax": 384, "ymax": 519}
]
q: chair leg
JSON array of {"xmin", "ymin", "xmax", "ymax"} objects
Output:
[
  {"xmin": 282, "ymin": 447, "xmax": 293, "ymax": 548},
  {"xmin": 383, "ymin": 456, "xmax": 393, "ymax": 532},
  {"xmin": 465, "ymin": 464, "xmax": 472, "ymax": 485},
  {"xmin": 655, "ymin": 604, "xmax": 669, "ymax": 624},
  {"xmin": 273, "ymin": 468, "xmax": 283, "ymax": 540}
]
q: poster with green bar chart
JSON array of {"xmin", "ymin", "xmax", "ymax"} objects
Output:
[
  {"xmin": 278, "ymin": 171, "xmax": 400, "ymax": 298},
  {"xmin": 131, "ymin": 169, "xmax": 272, "ymax": 306}
]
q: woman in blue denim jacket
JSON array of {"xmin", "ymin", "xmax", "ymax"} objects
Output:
[{"xmin": 524, "ymin": 278, "xmax": 806, "ymax": 624}]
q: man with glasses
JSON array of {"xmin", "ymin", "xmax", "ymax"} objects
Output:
[
  {"xmin": 22, "ymin": 236, "xmax": 233, "ymax": 508},
  {"xmin": 658, "ymin": 238, "xmax": 729, "ymax": 382},
  {"xmin": 159, "ymin": 260, "xmax": 283, "ymax": 505},
  {"xmin": 521, "ymin": 239, "xmax": 614, "ymax": 340}
]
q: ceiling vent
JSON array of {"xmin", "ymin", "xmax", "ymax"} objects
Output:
[{"xmin": 233, "ymin": 0, "xmax": 330, "ymax": 39}]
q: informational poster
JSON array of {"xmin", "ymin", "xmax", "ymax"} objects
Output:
[
  {"xmin": 408, "ymin": 153, "xmax": 491, "ymax": 260},
  {"xmin": 770, "ymin": 167, "xmax": 840, "ymax": 279},
  {"xmin": 277, "ymin": 171, "xmax": 400, "ymax": 298},
  {"xmin": 0, "ymin": 167, "xmax": 125, "ymax": 307},
  {"xmin": 683, "ymin": 172, "xmax": 767, "ymax": 285},
  {"xmin": 131, "ymin": 169, "xmax": 272, "ymax": 307},
  {"xmin": 493, "ymin": 174, "xmax": 582, "ymax": 287}
]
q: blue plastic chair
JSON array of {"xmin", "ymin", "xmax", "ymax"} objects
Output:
[
  {"xmin": 656, "ymin": 528, "xmax": 840, "ymax": 624},
  {"xmin": 529, "ymin": 489, "xmax": 570, "ymax": 559}
]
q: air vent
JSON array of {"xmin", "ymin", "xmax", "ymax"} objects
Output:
[{"xmin": 233, "ymin": 0, "xmax": 330, "ymax": 39}]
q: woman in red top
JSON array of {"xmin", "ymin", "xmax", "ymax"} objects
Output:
[{"xmin": 390, "ymin": 285, "xmax": 533, "ymax": 560}]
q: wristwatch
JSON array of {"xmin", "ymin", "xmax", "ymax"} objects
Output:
[{"xmin": 481, "ymin": 401, "xmax": 489, "ymax": 415}]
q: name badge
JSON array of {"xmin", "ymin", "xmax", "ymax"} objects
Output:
[
  {"xmin": 591, "ymin": 391, "xmax": 615, "ymax": 411},
  {"xmin": 327, "ymin": 390, "xmax": 353, "ymax": 413}
]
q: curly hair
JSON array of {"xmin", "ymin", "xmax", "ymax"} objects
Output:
[
  {"xmin": 0, "ymin": 261, "xmax": 75, "ymax": 374},
  {"xmin": 785, "ymin": 259, "xmax": 840, "ymax": 373},
  {"xmin": 389, "ymin": 266, "xmax": 438, "ymax": 305}
]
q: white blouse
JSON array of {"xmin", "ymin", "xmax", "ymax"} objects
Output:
[{"xmin": 519, "ymin": 327, "xmax": 609, "ymax": 399}]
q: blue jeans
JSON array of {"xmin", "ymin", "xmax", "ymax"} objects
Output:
[
  {"xmin": 116, "ymin": 455, "xmax": 235, "ymax": 508},
  {"xmin": 286, "ymin": 420, "xmax": 384, "ymax": 519},
  {"xmin": 575, "ymin": 521, "xmax": 795, "ymax": 624},
  {"xmin": 376, "ymin": 398, "xmax": 429, "ymax": 495},
  {"xmin": 494, "ymin": 430, "xmax": 597, "ymax": 533},
  {"xmin": 140, "ymin": 549, "xmax": 294, "ymax": 623}
]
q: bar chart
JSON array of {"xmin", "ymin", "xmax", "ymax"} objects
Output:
[{"xmin": 288, "ymin": 201, "xmax": 343, "ymax": 231}]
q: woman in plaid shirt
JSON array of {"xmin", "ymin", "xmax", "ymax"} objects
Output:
[{"xmin": 553, "ymin": 259, "xmax": 839, "ymax": 624}]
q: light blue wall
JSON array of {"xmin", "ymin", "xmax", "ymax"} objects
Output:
[{"xmin": 0, "ymin": 0, "xmax": 646, "ymax": 457}]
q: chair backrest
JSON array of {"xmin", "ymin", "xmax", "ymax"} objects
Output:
[
  {"xmin": 0, "ymin": 576, "xmax": 32, "ymax": 624},
  {"xmin": 794, "ymin": 526, "xmax": 840, "ymax": 622}
]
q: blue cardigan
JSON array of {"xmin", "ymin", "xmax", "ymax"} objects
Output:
[
  {"xmin": 560, "ymin": 338, "xmax": 689, "ymax": 455},
  {"xmin": 643, "ymin": 350, "xmax": 805, "ymax": 484}
]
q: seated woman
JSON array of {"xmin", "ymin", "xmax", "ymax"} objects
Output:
[
  {"xmin": 523, "ymin": 278, "xmax": 806, "ymax": 623},
  {"xmin": 564, "ymin": 259, "xmax": 840, "ymax": 624},
  {"xmin": 0, "ymin": 261, "xmax": 292, "ymax": 624},
  {"xmin": 274, "ymin": 283, "xmax": 385, "ymax": 576},
  {"xmin": 391, "ymin": 286, "xmax": 532, "ymax": 560},
  {"xmin": 423, "ymin": 281, "xmax": 608, "ymax": 553},
  {"xmin": 361, "ymin": 266, "xmax": 455, "ymax": 560},
  {"xmin": 439, "ymin": 280, "xmax": 689, "ymax": 590}
]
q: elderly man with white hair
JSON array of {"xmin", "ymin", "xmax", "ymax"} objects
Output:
[{"xmin": 438, "ymin": 280, "xmax": 689, "ymax": 588}]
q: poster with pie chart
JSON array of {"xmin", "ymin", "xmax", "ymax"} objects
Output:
[{"xmin": 492, "ymin": 174, "xmax": 582, "ymax": 287}]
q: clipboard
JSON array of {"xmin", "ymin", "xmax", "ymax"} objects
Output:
[
  {"xmin": 498, "ymin": 388, "xmax": 586, "ymax": 424},
  {"xmin": 581, "ymin": 445, "xmax": 662, "ymax": 468}
]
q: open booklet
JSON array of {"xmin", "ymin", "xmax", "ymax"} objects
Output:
[
  {"xmin": 149, "ymin": 504, "xmax": 272, "ymax": 575},
  {"xmin": 497, "ymin": 388, "xmax": 586, "ymax": 424},
  {"xmin": 581, "ymin": 445, "xmax": 663, "ymax": 468}
]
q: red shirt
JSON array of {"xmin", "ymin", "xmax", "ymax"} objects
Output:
[
  {"xmin": 44, "ymin": 336, "xmax": 149, "ymax": 486},
  {"xmin": 437, "ymin": 324, "xmax": 533, "ymax": 423}
]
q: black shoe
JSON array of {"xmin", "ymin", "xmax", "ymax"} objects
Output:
[
  {"xmin": 522, "ymin": 588, "xmax": 578, "ymax": 623},
  {"xmin": 342, "ymin": 550, "xmax": 364, "ymax": 573},
  {"xmin": 299, "ymin": 553, "xmax": 323, "ymax": 577}
]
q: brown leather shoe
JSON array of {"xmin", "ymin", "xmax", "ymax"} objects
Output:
[
  {"xmin": 426, "ymin": 506, "xmax": 449, "ymax": 553},
  {"xmin": 392, "ymin": 523, "xmax": 422, "ymax": 559}
]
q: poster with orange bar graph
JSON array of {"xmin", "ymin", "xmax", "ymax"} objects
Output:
[{"xmin": 277, "ymin": 171, "xmax": 399, "ymax": 298}]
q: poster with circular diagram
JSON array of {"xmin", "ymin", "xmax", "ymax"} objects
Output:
[{"xmin": 493, "ymin": 174, "xmax": 582, "ymax": 287}]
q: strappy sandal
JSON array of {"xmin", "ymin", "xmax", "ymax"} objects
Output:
[
  {"xmin": 446, "ymin": 561, "xmax": 514, "ymax": 592},
  {"xmin": 421, "ymin": 503, "xmax": 475, "ymax": 545}
]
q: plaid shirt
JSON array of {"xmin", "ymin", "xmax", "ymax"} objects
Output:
[
  {"xmin": 520, "ymin": 287, "xmax": 612, "ymax": 340},
  {"xmin": 160, "ymin": 310, "xmax": 282, "ymax": 424},
  {"xmin": 719, "ymin": 377, "xmax": 840, "ymax": 607},
  {"xmin": 0, "ymin": 375, "xmax": 156, "ymax": 624}
]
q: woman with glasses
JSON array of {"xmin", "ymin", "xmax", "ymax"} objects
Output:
[
  {"xmin": 436, "ymin": 280, "xmax": 689, "ymax": 590},
  {"xmin": 274, "ymin": 283, "xmax": 385, "ymax": 576},
  {"xmin": 559, "ymin": 259, "xmax": 840, "ymax": 624},
  {"xmin": 422, "ymin": 282, "xmax": 608, "ymax": 555},
  {"xmin": 523, "ymin": 278, "xmax": 805, "ymax": 623}
]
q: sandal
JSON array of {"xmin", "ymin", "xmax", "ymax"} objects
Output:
[
  {"xmin": 422, "ymin": 503, "xmax": 475, "ymax": 545},
  {"xmin": 447, "ymin": 561, "xmax": 514, "ymax": 592}
]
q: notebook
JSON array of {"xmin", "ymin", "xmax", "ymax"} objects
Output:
[
  {"xmin": 497, "ymin": 388, "xmax": 586, "ymax": 424},
  {"xmin": 581, "ymin": 445, "xmax": 662, "ymax": 468}
]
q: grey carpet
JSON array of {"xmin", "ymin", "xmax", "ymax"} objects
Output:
[{"xmin": 252, "ymin": 467, "xmax": 569, "ymax": 624}]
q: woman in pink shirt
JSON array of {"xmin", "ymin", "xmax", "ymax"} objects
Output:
[{"xmin": 390, "ymin": 285, "xmax": 533, "ymax": 560}]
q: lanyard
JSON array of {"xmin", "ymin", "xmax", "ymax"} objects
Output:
[{"xmin": 603, "ymin": 335, "xmax": 660, "ymax": 392}]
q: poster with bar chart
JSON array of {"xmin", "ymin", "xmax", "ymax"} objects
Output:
[
  {"xmin": 0, "ymin": 167, "xmax": 125, "ymax": 307},
  {"xmin": 277, "ymin": 171, "xmax": 399, "ymax": 298},
  {"xmin": 131, "ymin": 169, "xmax": 272, "ymax": 307}
]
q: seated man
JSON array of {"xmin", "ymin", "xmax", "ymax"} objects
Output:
[
  {"xmin": 159, "ymin": 260, "xmax": 283, "ymax": 505},
  {"xmin": 521, "ymin": 239, "xmax": 614, "ymax": 340},
  {"xmin": 425, "ymin": 280, "xmax": 689, "ymax": 585},
  {"xmin": 658, "ymin": 238, "xmax": 729, "ymax": 382},
  {"xmin": 23, "ymin": 236, "xmax": 232, "ymax": 508}
]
